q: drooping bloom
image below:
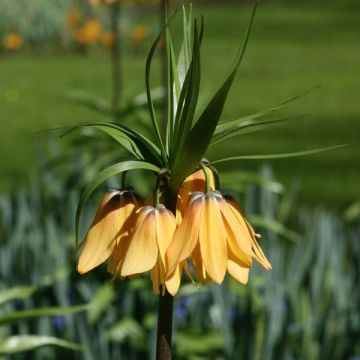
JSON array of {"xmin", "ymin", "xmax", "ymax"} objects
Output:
[
  {"xmin": 120, "ymin": 205, "xmax": 180, "ymax": 295},
  {"xmin": 166, "ymin": 191, "xmax": 271, "ymax": 285},
  {"xmin": 77, "ymin": 189, "xmax": 142, "ymax": 274}
]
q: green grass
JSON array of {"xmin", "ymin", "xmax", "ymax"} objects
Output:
[{"xmin": 0, "ymin": 1, "xmax": 359, "ymax": 208}]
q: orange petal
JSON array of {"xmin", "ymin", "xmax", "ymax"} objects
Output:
[
  {"xmin": 227, "ymin": 260, "xmax": 249, "ymax": 284},
  {"xmin": 166, "ymin": 196, "xmax": 203, "ymax": 274},
  {"xmin": 78, "ymin": 191, "xmax": 121, "ymax": 274},
  {"xmin": 227, "ymin": 198, "xmax": 271, "ymax": 270},
  {"xmin": 218, "ymin": 198, "xmax": 253, "ymax": 258},
  {"xmin": 165, "ymin": 265, "xmax": 182, "ymax": 296},
  {"xmin": 107, "ymin": 192, "xmax": 143, "ymax": 275},
  {"xmin": 199, "ymin": 195, "xmax": 227, "ymax": 284},
  {"xmin": 121, "ymin": 207, "xmax": 158, "ymax": 276},
  {"xmin": 191, "ymin": 243, "xmax": 208, "ymax": 285},
  {"xmin": 155, "ymin": 206, "xmax": 177, "ymax": 269}
]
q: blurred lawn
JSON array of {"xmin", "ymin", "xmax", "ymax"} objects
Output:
[{"xmin": 0, "ymin": 1, "xmax": 359, "ymax": 208}]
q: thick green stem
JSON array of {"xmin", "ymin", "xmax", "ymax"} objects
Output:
[
  {"xmin": 199, "ymin": 163, "xmax": 211, "ymax": 194},
  {"xmin": 156, "ymin": 186, "xmax": 176, "ymax": 360}
]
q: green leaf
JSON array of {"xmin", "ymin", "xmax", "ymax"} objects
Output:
[
  {"xmin": 0, "ymin": 286, "xmax": 37, "ymax": 306},
  {"xmin": 0, "ymin": 305, "xmax": 89, "ymax": 326},
  {"xmin": 107, "ymin": 318, "xmax": 146, "ymax": 350},
  {"xmin": 88, "ymin": 284, "xmax": 116, "ymax": 324},
  {"xmin": 211, "ymin": 114, "xmax": 312, "ymax": 146},
  {"xmin": 173, "ymin": 20, "xmax": 201, "ymax": 152},
  {"xmin": 170, "ymin": 5, "xmax": 257, "ymax": 188},
  {"xmin": 75, "ymin": 160, "xmax": 160, "ymax": 244},
  {"xmin": 210, "ymin": 145, "xmax": 347, "ymax": 164},
  {"xmin": 81, "ymin": 122, "xmax": 163, "ymax": 166},
  {"xmin": 145, "ymin": 13, "xmax": 177, "ymax": 164},
  {"xmin": 215, "ymin": 85, "xmax": 321, "ymax": 134},
  {"xmin": 0, "ymin": 336, "xmax": 82, "ymax": 354},
  {"xmin": 177, "ymin": 5, "xmax": 193, "ymax": 89}
]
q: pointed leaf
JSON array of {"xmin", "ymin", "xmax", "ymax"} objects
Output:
[
  {"xmin": 170, "ymin": 5, "xmax": 257, "ymax": 187},
  {"xmin": 215, "ymin": 85, "xmax": 321, "ymax": 134},
  {"xmin": 0, "ymin": 305, "xmax": 89, "ymax": 325},
  {"xmin": 211, "ymin": 114, "xmax": 312, "ymax": 145},
  {"xmin": 209, "ymin": 145, "xmax": 348, "ymax": 164}
]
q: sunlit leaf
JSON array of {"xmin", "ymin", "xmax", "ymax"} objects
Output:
[
  {"xmin": 170, "ymin": 5, "xmax": 257, "ymax": 188},
  {"xmin": 88, "ymin": 284, "xmax": 116, "ymax": 324},
  {"xmin": 107, "ymin": 318, "xmax": 146, "ymax": 350},
  {"xmin": 0, "ymin": 336, "xmax": 82, "ymax": 354},
  {"xmin": 210, "ymin": 145, "xmax": 347, "ymax": 164},
  {"xmin": 0, "ymin": 286, "xmax": 36, "ymax": 306},
  {"xmin": 211, "ymin": 114, "xmax": 313, "ymax": 146},
  {"xmin": 0, "ymin": 305, "xmax": 89, "ymax": 325},
  {"xmin": 215, "ymin": 85, "xmax": 321, "ymax": 134}
]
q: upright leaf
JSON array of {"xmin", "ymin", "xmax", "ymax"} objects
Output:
[{"xmin": 170, "ymin": 5, "xmax": 257, "ymax": 187}]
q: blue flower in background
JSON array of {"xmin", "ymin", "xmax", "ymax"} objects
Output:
[
  {"xmin": 175, "ymin": 296, "xmax": 189, "ymax": 320},
  {"xmin": 52, "ymin": 315, "xmax": 66, "ymax": 331}
]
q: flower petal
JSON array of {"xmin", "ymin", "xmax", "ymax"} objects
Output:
[
  {"xmin": 155, "ymin": 206, "xmax": 177, "ymax": 269},
  {"xmin": 199, "ymin": 195, "xmax": 227, "ymax": 284},
  {"xmin": 165, "ymin": 265, "xmax": 182, "ymax": 296},
  {"xmin": 121, "ymin": 208, "xmax": 158, "ymax": 276},
  {"xmin": 166, "ymin": 196, "xmax": 203, "ymax": 275},
  {"xmin": 218, "ymin": 198, "xmax": 253, "ymax": 258},
  {"xmin": 107, "ymin": 192, "xmax": 142, "ymax": 274},
  {"xmin": 78, "ymin": 191, "xmax": 121, "ymax": 274}
]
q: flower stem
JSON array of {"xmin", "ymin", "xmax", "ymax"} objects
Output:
[
  {"xmin": 199, "ymin": 163, "xmax": 211, "ymax": 194},
  {"xmin": 156, "ymin": 291, "xmax": 174, "ymax": 360}
]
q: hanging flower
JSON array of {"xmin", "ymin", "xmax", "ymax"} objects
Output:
[
  {"xmin": 166, "ymin": 190, "xmax": 271, "ymax": 285},
  {"xmin": 120, "ymin": 205, "xmax": 180, "ymax": 295},
  {"xmin": 77, "ymin": 189, "xmax": 142, "ymax": 274},
  {"xmin": 3, "ymin": 33, "xmax": 23, "ymax": 51}
]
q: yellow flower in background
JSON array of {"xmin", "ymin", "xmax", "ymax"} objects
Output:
[
  {"xmin": 3, "ymin": 33, "xmax": 23, "ymax": 51},
  {"xmin": 74, "ymin": 19, "xmax": 101, "ymax": 45},
  {"xmin": 78, "ymin": 189, "xmax": 142, "ymax": 274},
  {"xmin": 120, "ymin": 205, "xmax": 180, "ymax": 295},
  {"xmin": 166, "ymin": 191, "xmax": 271, "ymax": 285},
  {"xmin": 129, "ymin": 25, "xmax": 149, "ymax": 43},
  {"xmin": 100, "ymin": 31, "xmax": 115, "ymax": 48}
]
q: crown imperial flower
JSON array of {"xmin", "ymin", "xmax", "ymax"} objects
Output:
[
  {"xmin": 120, "ymin": 205, "xmax": 180, "ymax": 295},
  {"xmin": 166, "ymin": 190, "xmax": 271, "ymax": 285},
  {"xmin": 77, "ymin": 189, "xmax": 142, "ymax": 274}
]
